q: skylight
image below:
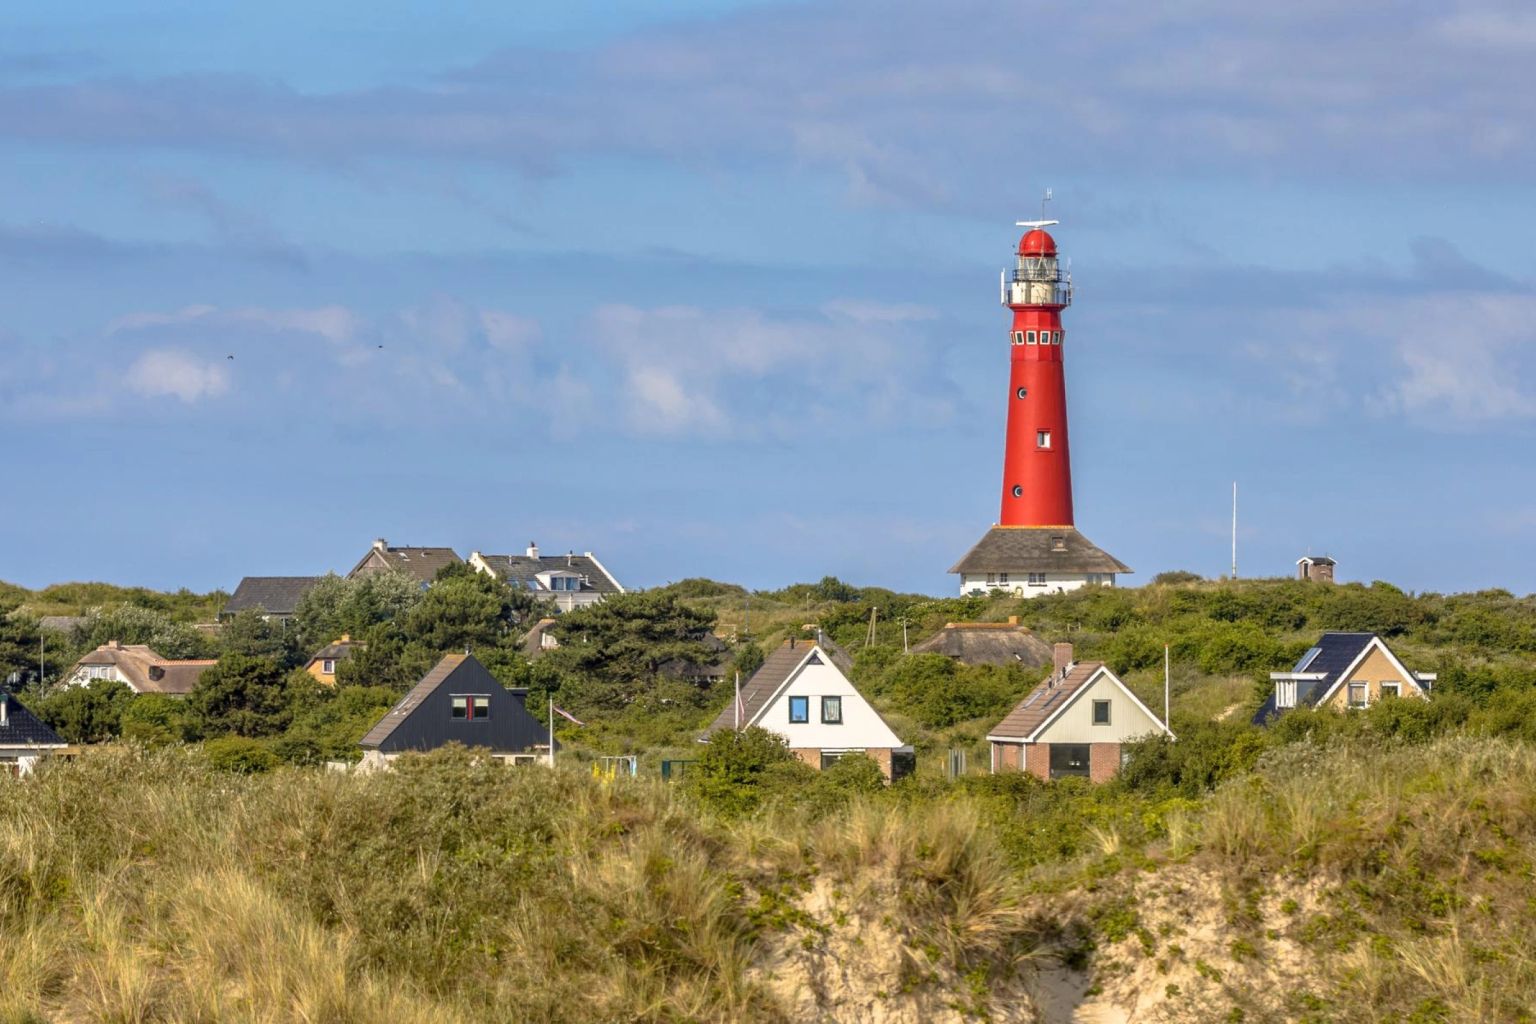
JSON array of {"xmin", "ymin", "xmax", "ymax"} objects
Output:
[{"xmin": 1295, "ymin": 646, "xmax": 1322, "ymax": 672}]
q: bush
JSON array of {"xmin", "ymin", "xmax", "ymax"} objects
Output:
[
  {"xmin": 681, "ymin": 726, "xmax": 813, "ymax": 816},
  {"xmin": 202, "ymin": 735, "xmax": 280, "ymax": 773}
]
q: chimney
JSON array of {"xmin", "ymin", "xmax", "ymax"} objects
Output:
[
  {"xmin": 527, "ymin": 541, "xmax": 539, "ymax": 559},
  {"xmin": 1008, "ymin": 615, "xmax": 1018, "ymax": 626},
  {"xmin": 373, "ymin": 538, "xmax": 388, "ymax": 552},
  {"xmin": 340, "ymin": 633, "xmax": 351, "ymax": 644},
  {"xmin": 108, "ymin": 640, "xmax": 121, "ymax": 650},
  {"xmin": 1053, "ymin": 642, "xmax": 1074, "ymax": 676}
]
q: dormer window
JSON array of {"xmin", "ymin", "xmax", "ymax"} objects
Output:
[
  {"xmin": 451, "ymin": 695, "xmax": 490, "ymax": 720},
  {"xmin": 1275, "ymin": 679, "xmax": 1297, "ymax": 709}
]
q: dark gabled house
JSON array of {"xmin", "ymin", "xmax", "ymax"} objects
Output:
[
  {"xmin": 1254, "ymin": 632, "xmax": 1435, "ymax": 724},
  {"xmin": 0, "ymin": 693, "xmax": 66, "ymax": 775},
  {"xmin": 220, "ymin": 576, "xmax": 322, "ymax": 622},
  {"xmin": 348, "ymin": 539, "xmax": 462, "ymax": 588},
  {"xmin": 469, "ymin": 542, "xmax": 624, "ymax": 613},
  {"xmin": 359, "ymin": 654, "xmax": 551, "ymax": 766}
]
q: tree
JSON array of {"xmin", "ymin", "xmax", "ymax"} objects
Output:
[
  {"xmin": 292, "ymin": 572, "xmax": 424, "ymax": 652},
  {"xmin": 403, "ymin": 565, "xmax": 531, "ymax": 653},
  {"xmin": 24, "ymin": 680, "xmax": 133, "ymax": 743},
  {"xmin": 187, "ymin": 654, "xmax": 291, "ymax": 738},
  {"xmin": 217, "ymin": 609, "xmax": 302, "ymax": 667},
  {"xmin": 120, "ymin": 694, "xmax": 193, "ymax": 745},
  {"xmin": 546, "ymin": 592, "xmax": 719, "ymax": 698},
  {"xmin": 73, "ymin": 605, "xmax": 208, "ymax": 659}
]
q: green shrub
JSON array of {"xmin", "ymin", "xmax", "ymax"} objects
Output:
[{"xmin": 202, "ymin": 735, "xmax": 280, "ymax": 773}]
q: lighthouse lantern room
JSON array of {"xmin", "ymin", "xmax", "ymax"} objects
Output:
[{"xmin": 950, "ymin": 216, "xmax": 1130, "ymax": 598}]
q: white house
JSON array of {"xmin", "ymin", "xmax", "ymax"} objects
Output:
[
  {"xmin": 63, "ymin": 642, "xmax": 215, "ymax": 696},
  {"xmin": 469, "ymin": 543, "xmax": 625, "ymax": 613},
  {"xmin": 703, "ymin": 638, "xmax": 912, "ymax": 780},
  {"xmin": 988, "ymin": 643, "xmax": 1172, "ymax": 782},
  {"xmin": 950, "ymin": 526, "xmax": 1131, "ymax": 598}
]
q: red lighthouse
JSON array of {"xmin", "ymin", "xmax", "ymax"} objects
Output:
[
  {"xmin": 950, "ymin": 218, "xmax": 1130, "ymax": 598},
  {"xmin": 999, "ymin": 221, "xmax": 1074, "ymax": 527}
]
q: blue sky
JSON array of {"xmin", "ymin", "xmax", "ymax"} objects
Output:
[{"xmin": 3, "ymin": 0, "xmax": 1535, "ymax": 596}]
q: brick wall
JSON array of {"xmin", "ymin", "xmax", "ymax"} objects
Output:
[
  {"xmin": 993, "ymin": 742, "xmax": 1023, "ymax": 773},
  {"xmin": 1024, "ymin": 743, "xmax": 1050, "ymax": 781},
  {"xmin": 790, "ymin": 747, "xmax": 895, "ymax": 782},
  {"xmin": 1089, "ymin": 742, "xmax": 1121, "ymax": 784}
]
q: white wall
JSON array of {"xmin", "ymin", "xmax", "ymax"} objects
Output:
[
  {"xmin": 958, "ymin": 573, "xmax": 1115, "ymax": 599},
  {"xmin": 63, "ymin": 664, "xmax": 131, "ymax": 690},
  {"xmin": 755, "ymin": 656, "xmax": 903, "ymax": 750},
  {"xmin": 1034, "ymin": 669, "xmax": 1168, "ymax": 745}
]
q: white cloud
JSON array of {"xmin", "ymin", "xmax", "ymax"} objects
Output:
[
  {"xmin": 587, "ymin": 299, "xmax": 955, "ymax": 436},
  {"xmin": 480, "ymin": 310, "xmax": 542, "ymax": 351},
  {"xmin": 109, "ymin": 304, "xmax": 358, "ymax": 343},
  {"xmin": 124, "ymin": 349, "xmax": 230, "ymax": 403}
]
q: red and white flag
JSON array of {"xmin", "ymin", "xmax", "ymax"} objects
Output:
[{"xmin": 552, "ymin": 704, "xmax": 585, "ymax": 727}]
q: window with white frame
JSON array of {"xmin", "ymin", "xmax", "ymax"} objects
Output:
[
  {"xmin": 1347, "ymin": 683, "xmax": 1368, "ymax": 708},
  {"xmin": 451, "ymin": 695, "xmax": 491, "ymax": 720},
  {"xmin": 998, "ymin": 572, "xmax": 1009, "ymax": 585},
  {"xmin": 1036, "ymin": 429, "xmax": 1051, "ymax": 448},
  {"xmin": 1026, "ymin": 330, "xmax": 1037, "ymax": 344},
  {"xmin": 1380, "ymin": 681, "xmax": 1401, "ymax": 698},
  {"xmin": 1275, "ymin": 679, "xmax": 1297, "ymax": 709},
  {"xmin": 986, "ymin": 572, "xmax": 998, "ymax": 585},
  {"xmin": 1012, "ymin": 331, "xmax": 1025, "ymax": 345},
  {"xmin": 1027, "ymin": 572, "xmax": 1047, "ymax": 586},
  {"xmin": 1053, "ymin": 331, "xmax": 1063, "ymax": 345},
  {"xmin": 321, "ymin": 659, "xmax": 336, "ymax": 674}
]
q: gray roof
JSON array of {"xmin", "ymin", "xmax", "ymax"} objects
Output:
[
  {"xmin": 703, "ymin": 637, "xmax": 853, "ymax": 735},
  {"xmin": 949, "ymin": 527, "xmax": 1132, "ymax": 575},
  {"xmin": 360, "ymin": 655, "xmax": 471, "ymax": 747},
  {"xmin": 477, "ymin": 553, "xmax": 622, "ymax": 595},
  {"xmin": 305, "ymin": 637, "xmax": 364, "ymax": 666},
  {"xmin": 1252, "ymin": 632, "xmax": 1383, "ymax": 724},
  {"xmin": 223, "ymin": 577, "xmax": 322, "ymax": 617},
  {"xmin": 0, "ymin": 695, "xmax": 65, "ymax": 748},
  {"xmin": 990, "ymin": 661, "xmax": 1106, "ymax": 740},
  {"xmin": 348, "ymin": 546, "xmax": 462, "ymax": 585},
  {"xmin": 909, "ymin": 621, "xmax": 1053, "ymax": 667}
]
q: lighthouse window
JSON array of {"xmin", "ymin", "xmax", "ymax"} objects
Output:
[
  {"xmin": 1011, "ymin": 484, "xmax": 1023, "ymax": 498},
  {"xmin": 1026, "ymin": 331, "xmax": 1037, "ymax": 344},
  {"xmin": 1012, "ymin": 331, "xmax": 1025, "ymax": 345},
  {"xmin": 1016, "ymin": 387, "xmax": 1028, "ymax": 400},
  {"xmin": 1053, "ymin": 331, "xmax": 1062, "ymax": 345},
  {"xmin": 1036, "ymin": 430, "xmax": 1052, "ymax": 449}
]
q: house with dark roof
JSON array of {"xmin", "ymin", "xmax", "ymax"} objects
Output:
[
  {"xmin": 1254, "ymin": 632, "xmax": 1434, "ymax": 724},
  {"xmin": 1296, "ymin": 555, "xmax": 1337, "ymax": 583},
  {"xmin": 0, "ymin": 693, "xmax": 66, "ymax": 776},
  {"xmin": 950, "ymin": 526, "xmax": 1130, "ymax": 598},
  {"xmin": 348, "ymin": 540, "xmax": 462, "ymax": 587},
  {"xmin": 359, "ymin": 654, "xmax": 551, "ymax": 767},
  {"xmin": 988, "ymin": 643, "xmax": 1172, "ymax": 782},
  {"xmin": 703, "ymin": 638, "xmax": 912, "ymax": 781},
  {"xmin": 220, "ymin": 576, "xmax": 322, "ymax": 622},
  {"xmin": 469, "ymin": 542, "xmax": 624, "ymax": 612},
  {"xmin": 304, "ymin": 635, "xmax": 364, "ymax": 685},
  {"xmin": 63, "ymin": 642, "xmax": 216, "ymax": 696},
  {"xmin": 909, "ymin": 616, "xmax": 1053, "ymax": 667}
]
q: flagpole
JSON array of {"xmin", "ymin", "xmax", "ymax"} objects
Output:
[
  {"xmin": 548, "ymin": 696, "xmax": 555, "ymax": 768},
  {"xmin": 1164, "ymin": 644, "xmax": 1171, "ymax": 730},
  {"xmin": 734, "ymin": 671, "xmax": 741, "ymax": 730}
]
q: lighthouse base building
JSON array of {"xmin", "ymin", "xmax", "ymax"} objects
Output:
[
  {"xmin": 950, "ymin": 526, "xmax": 1130, "ymax": 598},
  {"xmin": 950, "ymin": 218, "xmax": 1129, "ymax": 599}
]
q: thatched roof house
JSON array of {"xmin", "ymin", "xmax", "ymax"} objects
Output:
[{"xmin": 909, "ymin": 617, "xmax": 1053, "ymax": 668}]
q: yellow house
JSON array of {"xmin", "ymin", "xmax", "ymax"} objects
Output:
[
  {"xmin": 304, "ymin": 635, "xmax": 364, "ymax": 685},
  {"xmin": 1256, "ymin": 632, "xmax": 1436, "ymax": 723}
]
